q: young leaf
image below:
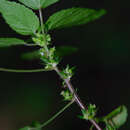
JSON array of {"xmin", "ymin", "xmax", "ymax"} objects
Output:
[
  {"xmin": 45, "ymin": 8, "xmax": 106, "ymax": 31},
  {"xmin": 0, "ymin": 38, "xmax": 26, "ymax": 47},
  {"xmin": 19, "ymin": 0, "xmax": 59, "ymax": 10},
  {"xmin": 0, "ymin": 1, "xmax": 39, "ymax": 35},
  {"xmin": 104, "ymin": 105, "xmax": 128, "ymax": 129}
]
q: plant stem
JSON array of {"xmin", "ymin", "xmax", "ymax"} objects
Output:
[
  {"xmin": 36, "ymin": 8, "xmax": 101, "ymax": 130},
  {"xmin": 38, "ymin": 8, "xmax": 50, "ymax": 57},
  {"xmin": 31, "ymin": 101, "xmax": 74, "ymax": 130},
  {"xmin": 0, "ymin": 68, "xmax": 47, "ymax": 73},
  {"xmin": 39, "ymin": 8, "xmax": 44, "ymax": 34},
  {"xmin": 54, "ymin": 66, "xmax": 102, "ymax": 130}
]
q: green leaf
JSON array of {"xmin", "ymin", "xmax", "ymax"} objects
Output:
[
  {"xmin": 111, "ymin": 106, "xmax": 128, "ymax": 128},
  {"xmin": 0, "ymin": 1, "xmax": 39, "ymax": 35},
  {"xmin": 0, "ymin": 38, "xmax": 26, "ymax": 47},
  {"xmin": 42, "ymin": 0, "xmax": 59, "ymax": 9},
  {"xmin": 56, "ymin": 46, "xmax": 78, "ymax": 57},
  {"xmin": 0, "ymin": 38, "xmax": 38, "ymax": 47},
  {"xmin": 45, "ymin": 8, "xmax": 106, "ymax": 31},
  {"xmin": 104, "ymin": 105, "xmax": 128, "ymax": 129},
  {"xmin": 19, "ymin": 0, "xmax": 59, "ymax": 10}
]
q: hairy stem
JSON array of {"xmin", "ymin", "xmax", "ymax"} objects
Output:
[
  {"xmin": 31, "ymin": 101, "xmax": 74, "ymax": 130},
  {"xmin": 0, "ymin": 68, "xmax": 47, "ymax": 73},
  {"xmin": 39, "ymin": 9, "xmax": 50, "ymax": 57},
  {"xmin": 54, "ymin": 66, "xmax": 102, "ymax": 130}
]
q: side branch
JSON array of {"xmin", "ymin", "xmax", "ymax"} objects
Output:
[
  {"xmin": 0, "ymin": 68, "xmax": 47, "ymax": 73},
  {"xmin": 39, "ymin": 100, "xmax": 74, "ymax": 128},
  {"xmin": 30, "ymin": 101, "xmax": 74, "ymax": 130}
]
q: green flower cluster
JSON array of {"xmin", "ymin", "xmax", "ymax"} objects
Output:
[
  {"xmin": 60, "ymin": 65, "xmax": 75, "ymax": 79},
  {"xmin": 32, "ymin": 33, "xmax": 51, "ymax": 47},
  {"xmin": 40, "ymin": 47, "xmax": 59, "ymax": 70},
  {"xmin": 32, "ymin": 33, "xmax": 60, "ymax": 70},
  {"xmin": 80, "ymin": 104, "xmax": 97, "ymax": 120},
  {"xmin": 61, "ymin": 90, "xmax": 73, "ymax": 101}
]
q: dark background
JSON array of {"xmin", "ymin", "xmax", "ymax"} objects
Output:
[{"xmin": 0, "ymin": 0, "xmax": 130, "ymax": 129}]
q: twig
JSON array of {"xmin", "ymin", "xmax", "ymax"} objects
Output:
[
  {"xmin": 0, "ymin": 68, "xmax": 47, "ymax": 73},
  {"xmin": 54, "ymin": 66, "xmax": 102, "ymax": 130}
]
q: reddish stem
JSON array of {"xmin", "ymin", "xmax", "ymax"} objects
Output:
[{"xmin": 54, "ymin": 67, "xmax": 102, "ymax": 130}]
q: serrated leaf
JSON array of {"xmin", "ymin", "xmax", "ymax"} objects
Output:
[
  {"xmin": 56, "ymin": 46, "xmax": 78, "ymax": 57},
  {"xmin": 104, "ymin": 105, "xmax": 128, "ymax": 129},
  {"xmin": 45, "ymin": 8, "xmax": 106, "ymax": 31},
  {"xmin": 19, "ymin": 0, "xmax": 59, "ymax": 10},
  {"xmin": 0, "ymin": 1, "xmax": 39, "ymax": 35},
  {"xmin": 0, "ymin": 38, "xmax": 26, "ymax": 47}
]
